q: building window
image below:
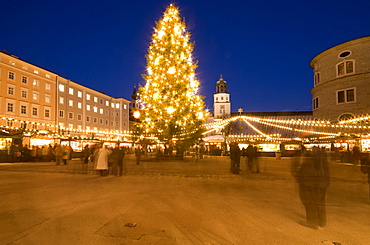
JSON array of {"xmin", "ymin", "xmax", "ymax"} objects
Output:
[
  {"xmin": 93, "ymin": 117, "xmax": 97, "ymax": 123},
  {"xmin": 7, "ymin": 86, "xmax": 14, "ymax": 95},
  {"xmin": 105, "ymin": 119, "xmax": 108, "ymax": 125},
  {"xmin": 124, "ymin": 104, "xmax": 127, "ymax": 109},
  {"xmin": 78, "ymin": 102, "xmax": 82, "ymax": 109},
  {"xmin": 22, "ymin": 76, "xmax": 28, "ymax": 84},
  {"xmin": 77, "ymin": 114, "xmax": 82, "ymax": 121},
  {"xmin": 68, "ymin": 124, "xmax": 73, "ymax": 129},
  {"xmin": 69, "ymin": 88, "xmax": 74, "ymax": 95},
  {"xmin": 34, "ymin": 70, "xmax": 39, "ymax": 74},
  {"xmin": 100, "ymin": 108, "xmax": 103, "ymax": 114},
  {"xmin": 45, "ymin": 95, "xmax": 51, "ymax": 104},
  {"xmin": 313, "ymin": 97, "xmax": 319, "ymax": 110},
  {"xmin": 59, "ymin": 84, "xmax": 65, "ymax": 92},
  {"xmin": 86, "ymin": 126, "xmax": 90, "ymax": 131},
  {"xmin": 337, "ymin": 88, "xmax": 356, "ymax": 104},
  {"xmin": 93, "ymin": 106, "xmax": 98, "ymax": 113},
  {"xmin": 45, "ymin": 83, "xmax": 51, "ymax": 91},
  {"xmin": 100, "ymin": 99, "xmax": 103, "ymax": 104},
  {"xmin": 7, "ymin": 103, "xmax": 14, "ymax": 112},
  {"xmin": 314, "ymin": 72, "xmax": 320, "ymax": 86},
  {"xmin": 77, "ymin": 91, "xmax": 82, "ymax": 98},
  {"xmin": 59, "ymin": 97, "xmax": 64, "ymax": 104},
  {"xmin": 46, "ymin": 74, "xmax": 50, "ymax": 78},
  {"xmin": 21, "ymin": 105, "xmax": 27, "ymax": 114},
  {"xmin": 33, "ymin": 92, "xmax": 39, "ymax": 101},
  {"xmin": 106, "ymin": 101, "xmax": 109, "ymax": 106},
  {"xmin": 33, "ymin": 80, "xmax": 39, "ymax": 87},
  {"xmin": 86, "ymin": 116, "xmax": 90, "ymax": 122},
  {"xmin": 99, "ymin": 118, "xmax": 103, "ymax": 124},
  {"xmin": 86, "ymin": 105, "xmax": 91, "ymax": 111},
  {"xmin": 68, "ymin": 112, "xmax": 74, "ymax": 119},
  {"xmin": 21, "ymin": 90, "xmax": 27, "ymax": 98},
  {"xmin": 45, "ymin": 109, "xmax": 50, "ymax": 118},
  {"xmin": 337, "ymin": 60, "xmax": 354, "ymax": 77},
  {"xmin": 59, "ymin": 110, "xmax": 64, "ymax": 118},
  {"xmin": 339, "ymin": 50, "xmax": 351, "ymax": 58},
  {"xmin": 116, "ymin": 103, "xmax": 120, "ymax": 109},
  {"xmin": 94, "ymin": 97, "xmax": 98, "ymax": 103},
  {"xmin": 8, "ymin": 71, "xmax": 15, "ymax": 80},
  {"xmin": 69, "ymin": 100, "xmax": 73, "ymax": 107},
  {"xmin": 32, "ymin": 107, "xmax": 38, "ymax": 116},
  {"xmin": 86, "ymin": 94, "xmax": 91, "ymax": 100}
]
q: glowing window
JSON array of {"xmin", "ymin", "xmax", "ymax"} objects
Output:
[
  {"xmin": 69, "ymin": 88, "xmax": 74, "ymax": 95},
  {"xmin": 59, "ymin": 84, "xmax": 65, "ymax": 92}
]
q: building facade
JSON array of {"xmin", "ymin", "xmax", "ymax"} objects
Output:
[
  {"xmin": 310, "ymin": 36, "xmax": 370, "ymax": 121},
  {"xmin": 213, "ymin": 76, "xmax": 231, "ymax": 119},
  {"xmin": 0, "ymin": 51, "xmax": 130, "ymax": 150}
]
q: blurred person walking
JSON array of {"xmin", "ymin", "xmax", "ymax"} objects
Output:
[
  {"xmin": 62, "ymin": 145, "xmax": 70, "ymax": 165},
  {"xmin": 111, "ymin": 145, "xmax": 125, "ymax": 176},
  {"xmin": 360, "ymin": 153, "xmax": 370, "ymax": 198},
  {"xmin": 291, "ymin": 146, "xmax": 330, "ymax": 229},
  {"xmin": 230, "ymin": 142, "xmax": 241, "ymax": 174},
  {"xmin": 94, "ymin": 145, "xmax": 111, "ymax": 176},
  {"xmin": 54, "ymin": 144, "xmax": 63, "ymax": 165}
]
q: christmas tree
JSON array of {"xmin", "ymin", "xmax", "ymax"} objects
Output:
[{"xmin": 138, "ymin": 4, "xmax": 207, "ymax": 145}]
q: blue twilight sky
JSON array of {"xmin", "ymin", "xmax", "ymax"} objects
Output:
[{"xmin": 1, "ymin": 0, "xmax": 369, "ymax": 113}]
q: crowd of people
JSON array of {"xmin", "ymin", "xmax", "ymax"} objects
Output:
[
  {"xmin": 82, "ymin": 144, "xmax": 127, "ymax": 177},
  {"xmin": 229, "ymin": 142, "xmax": 260, "ymax": 174},
  {"xmin": 6, "ymin": 143, "xmax": 73, "ymax": 164}
]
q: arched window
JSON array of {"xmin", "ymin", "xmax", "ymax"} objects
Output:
[{"xmin": 338, "ymin": 113, "xmax": 354, "ymax": 121}]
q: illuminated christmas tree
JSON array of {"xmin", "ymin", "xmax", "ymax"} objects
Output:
[{"xmin": 138, "ymin": 4, "xmax": 207, "ymax": 145}]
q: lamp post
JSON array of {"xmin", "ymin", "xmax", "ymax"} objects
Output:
[{"xmin": 238, "ymin": 108, "xmax": 243, "ymax": 136}]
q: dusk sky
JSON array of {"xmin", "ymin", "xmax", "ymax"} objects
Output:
[{"xmin": 1, "ymin": 0, "xmax": 369, "ymax": 113}]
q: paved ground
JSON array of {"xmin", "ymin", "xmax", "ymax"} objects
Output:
[{"xmin": 0, "ymin": 155, "xmax": 369, "ymax": 245}]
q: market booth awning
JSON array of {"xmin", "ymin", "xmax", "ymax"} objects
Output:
[{"xmin": 203, "ymin": 135, "xmax": 227, "ymax": 143}]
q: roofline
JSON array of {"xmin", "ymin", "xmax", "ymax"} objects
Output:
[
  {"xmin": 309, "ymin": 36, "xmax": 370, "ymax": 68},
  {"xmin": 0, "ymin": 50, "xmax": 59, "ymax": 75}
]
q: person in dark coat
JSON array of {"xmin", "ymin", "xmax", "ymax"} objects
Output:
[
  {"xmin": 7, "ymin": 143, "xmax": 15, "ymax": 163},
  {"xmin": 111, "ymin": 146, "xmax": 126, "ymax": 176},
  {"xmin": 360, "ymin": 153, "xmax": 370, "ymax": 198},
  {"xmin": 229, "ymin": 142, "xmax": 241, "ymax": 174},
  {"xmin": 246, "ymin": 144, "xmax": 255, "ymax": 171},
  {"xmin": 291, "ymin": 146, "xmax": 330, "ymax": 229},
  {"xmin": 83, "ymin": 145, "xmax": 91, "ymax": 164}
]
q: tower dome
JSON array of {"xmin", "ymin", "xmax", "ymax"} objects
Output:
[{"xmin": 216, "ymin": 75, "xmax": 228, "ymax": 93}]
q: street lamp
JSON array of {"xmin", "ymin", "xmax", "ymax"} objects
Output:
[{"xmin": 238, "ymin": 108, "xmax": 243, "ymax": 136}]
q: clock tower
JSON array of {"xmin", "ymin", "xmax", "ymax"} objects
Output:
[{"xmin": 213, "ymin": 75, "xmax": 231, "ymax": 119}]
